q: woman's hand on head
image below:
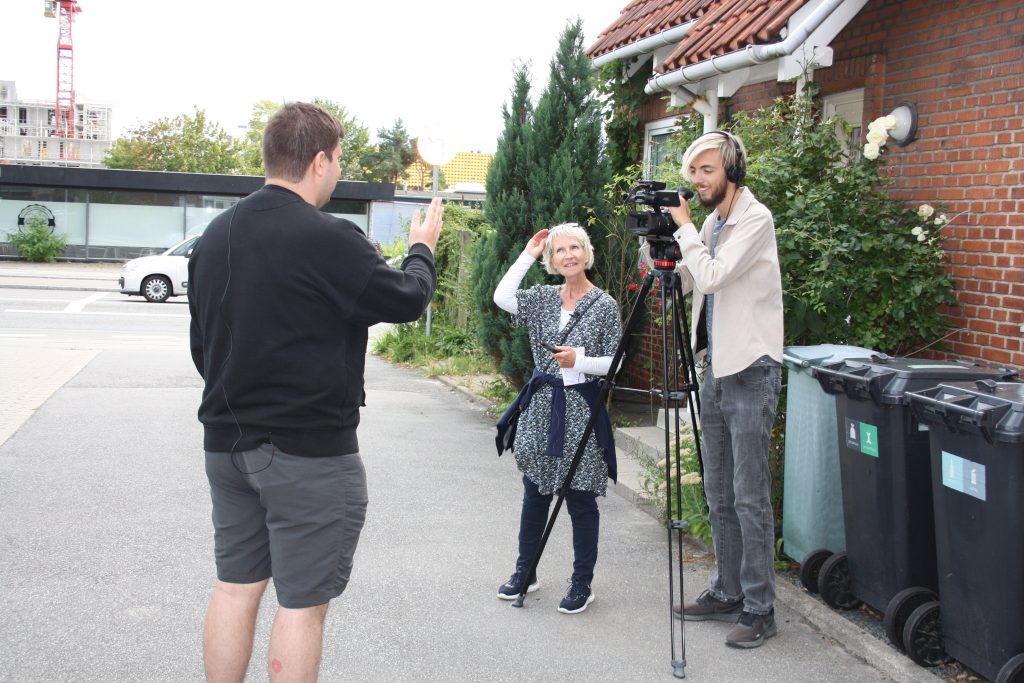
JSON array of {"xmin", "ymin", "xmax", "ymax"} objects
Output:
[{"xmin": 525, "ymin": 229, "xmax": 549, "ymax": 259}]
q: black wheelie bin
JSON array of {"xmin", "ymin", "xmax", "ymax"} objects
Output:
[
  {"xmin": 810, "ymin": 355, "xmax": 1017, "ymax": 660},
  {"xmin": 907, "ymin": 379, "xmax": 1024, "ymax": 682}
]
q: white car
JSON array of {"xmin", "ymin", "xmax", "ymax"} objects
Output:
[{"xmin": 118, "ymin": 235, "xmax": 199, "ymax": 303}]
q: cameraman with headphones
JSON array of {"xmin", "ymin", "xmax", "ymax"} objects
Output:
[
  {"xmin": 188, "ymin": 102, "xmax": 441, "ymax": 681},
  {"xmin": 646, "ymin": 130, "xmax": 783, "ymax": 648}
]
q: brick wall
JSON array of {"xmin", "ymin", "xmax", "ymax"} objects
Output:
[
  {"xmin": 823, "ymin": 0, "xmax": 1024, "ymax": 369},
  {"xmin": 620, "ymin": 0, "xmax": 1023, "ymax": 390}
]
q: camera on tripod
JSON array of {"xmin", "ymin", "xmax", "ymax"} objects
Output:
[{"xmin": 623, "ymin": 181, "xmax": 691, "ymax": 239}]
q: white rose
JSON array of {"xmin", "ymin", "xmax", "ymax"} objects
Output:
[
  {"xmin": 917, "ymin": 204, "xmax": 935, "ymax": 218},
  {"xmin": 866, "ymin": 128, "xmax": 887, "ymax": 145},
  {"xmin": 884, "ymin": 115, "xmax": 898, "ymax": 129},
  {"xmin": 911, "ymin": 226, "xmax": 923, "ymax": 236},
  {"xmin": 869, "ymin": 117, "xmax": 888, "ymax": 132},
  {"xmin": 935, "ymin": 214, "xmax": 948, "ymax": 225},
  {"xmin": 917, "ymin": 232, "xmax": 927, "ymax": 242},
  {"xmin": 863, "ymin": 142, "xmax": 880, "ymax": 160}
]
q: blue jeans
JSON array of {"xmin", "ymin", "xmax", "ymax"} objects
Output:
[
  {"xmin": 515, "ymin": 475, "xmax": 599, "ymax": 584},
  {"xmin": 700, "ymin": 361, "xmax": 782, "ymax": 615}
]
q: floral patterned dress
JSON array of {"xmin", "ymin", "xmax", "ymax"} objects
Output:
[{"xmin": 511, "ymin": 285, "xmax": 622, "ymax": 496}]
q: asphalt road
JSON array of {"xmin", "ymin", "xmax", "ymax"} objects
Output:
[{"xmin": 0, "ymin": 275, "xmax": 934, "ymax": 682}]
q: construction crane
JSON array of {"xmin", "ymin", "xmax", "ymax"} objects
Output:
[{"xmin": 43, "ymin": 0, "xmax": 82, "ymax": 158}]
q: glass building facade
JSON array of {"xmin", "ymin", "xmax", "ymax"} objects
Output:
[{"xmin": 0, "ymin": 165, "xmax": 393, "ymax": 260}]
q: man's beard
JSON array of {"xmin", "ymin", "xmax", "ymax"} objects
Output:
[{"xmin": 698, "ymin": 179, "xmax": 728, "ymax": 208}]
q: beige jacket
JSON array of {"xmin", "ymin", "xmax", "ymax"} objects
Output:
[{"xmin": 645, "ymin": 186, "xmax": 784, "ymax": 377}]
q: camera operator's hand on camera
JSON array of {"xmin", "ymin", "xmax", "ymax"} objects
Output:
[
  {"xmin": 525, "ymin": 229, "xmax": 549, "ymax": 259},
  {"xmin": 668, "ymin": 192, "xmax": 693, "ymax": 229},
  {"xmin": 409, "ymin": 197, "xmax": 444, "ymax": 254},
  {"xmin": 551, "ymin": 345, "xmax": 576, "ymax": 368}
]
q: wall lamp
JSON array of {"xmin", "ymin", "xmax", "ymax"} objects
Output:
[{"xmin": 889, "ymin": 102, "xmax": 918, "ymax": 146}]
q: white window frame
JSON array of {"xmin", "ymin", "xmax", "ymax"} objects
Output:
[
  {"xmin": 643, "ymin": 116, "xmax": 680, "ymax": 180},
  {"xmin": 823, "ymin": 88, "xmax": 865, "ymax": 160}
]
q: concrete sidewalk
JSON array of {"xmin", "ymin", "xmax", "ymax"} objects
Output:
[{"xmin": 0, "ymin": 260, "xmax": 122, "ymax": 292}]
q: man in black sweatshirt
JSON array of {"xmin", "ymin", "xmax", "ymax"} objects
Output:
[{"xmin": 188, "ymin": 102, "xmax": 441, "ymax": 682}]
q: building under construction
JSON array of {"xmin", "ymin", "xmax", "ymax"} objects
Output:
[{"xmin": 0, "ymin": 80, "xmax": 112, "ymax": 167}]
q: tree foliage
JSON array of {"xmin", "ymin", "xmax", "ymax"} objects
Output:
[
  {"xmin": 471, "ymin": 21, "xmax": 606, "ymax": 385},
  {"xmin": 472, "ymin": 21, "xmax": 610, "ymax": 384},
  {"xmin": 472, "ymin": 64, "xmax": 536, "ymax": 383},
  {"xmin": 104, "ymin": 108, "xmax": 238, "ymax": 173},
  {"xmin": 731, "ymin": 91, "xmax": 956, "ymax": 353},
  {"xmin": 529, "ymin": 20, "xmax": 609, "ymax": 253},
  {"xmin": 313, "ymin": 98, "xmax": 372, "ymax": 181},
  {"xmin": 363, "ymin": 119, "xmax": 416, "ymax": 184},
  {"xmin": 236, "ymin": 99, "xmax": 280, "ymax": 176},
  {"xmin": 660, "ymin": 88, "xmax": 957, "ymax": 354}
]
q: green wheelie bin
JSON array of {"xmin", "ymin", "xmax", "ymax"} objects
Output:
[{"xmin": 780, "ymin": 344, "xmax": 874, "ymax": 594}]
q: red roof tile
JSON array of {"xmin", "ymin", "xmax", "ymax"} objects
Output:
[{"xmin": 588, "ymin": 0, "xmax": 809, "ymax": 74}]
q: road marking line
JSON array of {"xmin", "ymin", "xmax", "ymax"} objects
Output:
[
  {"xmin": 111, "ymin": 335, "xmax": 180, "ymax": 339},
  {"xmin": 5, "ymin": 308, "xmax": 190, "ymax": 319},
  {"xmin": 65, "ymin": 291, "xmax": 109, "ymax": 312}
]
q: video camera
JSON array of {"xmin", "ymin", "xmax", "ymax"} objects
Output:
[
  {"xmin": 623, "ymin": 180, "xmax": 693, "ymax": 265},
  {"xmin": 623, "ymin": 181, "xmax": 693, "ymax": 240}
]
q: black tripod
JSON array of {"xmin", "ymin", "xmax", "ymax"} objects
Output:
[{"xmin": 511, "ymin": 233, "xmax": 705, "ymax": 680}]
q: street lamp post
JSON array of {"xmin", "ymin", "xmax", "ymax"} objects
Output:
[{"xmin": 416, "ymin": 135, "xmax": 455, "ymax": 337}]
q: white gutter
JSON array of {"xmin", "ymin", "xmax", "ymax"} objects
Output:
[
  {"xmin": 645, "ymin": 0, "xmax": 846, "ymax": 94},
  {"xmin": 591, "ymin": 21, "xmax": 694, "ymax": 69}
]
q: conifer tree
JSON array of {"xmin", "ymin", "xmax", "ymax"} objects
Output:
[
  {"xmin": 474, "ymin": 21, "xmax": 610, "ymax": 384},
  {"xmin": 529, "ymin": 20, "xmax": 610, "ymax": 274},
  {"xmin": 471, "ymin": 64, "xmax": 538, "ymax": 384}
]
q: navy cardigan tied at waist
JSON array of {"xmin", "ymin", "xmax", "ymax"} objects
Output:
[{"xmin": 496, "ymin": 369, "xmax": 617, "ymax": 483}]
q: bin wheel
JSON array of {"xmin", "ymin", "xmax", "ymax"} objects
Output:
[
  {"xmin": 817, "ymin": 551, "xmax": 862, "ymax": 610},
  {"xmin": 996, "ymin": 653, "xmax": 1024, "ymax": 683},
  {"xmin": 884, "ymin": 587, "xmax": 938, "ymax": 653},
  {"xmin": 799, "ymin": 549, "xmax": 833, "ymax": 594},
  {"xmin": 902, "ymin": 600, "xmax": 947, "ymax": 667}
]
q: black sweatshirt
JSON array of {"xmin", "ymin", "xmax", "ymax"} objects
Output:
[{"xmin": 188, "ymin": 184, "xmax": 436, "ymax": 457}]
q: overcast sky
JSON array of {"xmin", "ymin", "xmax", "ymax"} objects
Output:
[{"xmin": 3, "ymin": 1, "xmax": 629, "ymax": 154}]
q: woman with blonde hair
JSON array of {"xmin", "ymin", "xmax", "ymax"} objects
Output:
[{"xmin": 492, "ymin": 223, "xmax": 621, "ymax": 614}]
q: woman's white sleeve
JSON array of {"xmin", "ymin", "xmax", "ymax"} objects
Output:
[
  {"xmin": 573, "ymin": 353, "xmax": 620, "ymax": 376},
  {"xmin": 493, "ymin": 251, "xmax": 537, "ymax": 314}
]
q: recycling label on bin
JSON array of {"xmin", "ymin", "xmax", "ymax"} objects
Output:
[
  {"xmin": 845, "ymin": 418, "xmax": 879, "ymax": 457},
  {"xmin": 942, "ymin": 451, "xmax": 986, "ymax": 501}
]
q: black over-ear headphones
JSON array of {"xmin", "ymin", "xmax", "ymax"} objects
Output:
[{"xmin": 713, "ymin": 131, "xmax": 746, "ymax": 184}]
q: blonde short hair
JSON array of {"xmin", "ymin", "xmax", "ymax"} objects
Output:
[
  {"xmin": 681, "ymin": 131, "xmax": 748, "ymax": 184},
  {"xmin": 541, "ymin": 223, "xmax": 595, "ymax": 275}
]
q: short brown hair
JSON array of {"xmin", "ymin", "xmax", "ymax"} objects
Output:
[{"xmin": 262, "ymin": 102, "xmax": 345, "ymax": 182}]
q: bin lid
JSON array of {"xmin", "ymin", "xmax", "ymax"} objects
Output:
[
  {"xmin": 907, "ymin": 380, "xmax": 1024, "ymax": 443},
  {"xmin": 782, "ymin": 344, "xmax": 875, "ymax": 368},
  {"xmin": 812, "ymin": 354, "xmax": 1018, "ymax": 405}
]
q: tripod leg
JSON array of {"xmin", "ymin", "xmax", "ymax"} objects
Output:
[
  {"xmin": 656, "ymin": 271, "xmax": 687, "ymax": 678},
  {"xmin": 511, "ymin": 272, "xmax": 658, "ymax": 608},
  {"xmin": 671, "ymin": 276, "xmax": 705, "ymax": 481}
]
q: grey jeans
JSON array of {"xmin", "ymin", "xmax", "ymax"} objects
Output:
[{"xmin": 700, "ymin": 360, "xmax": 782, "ymax": 615}]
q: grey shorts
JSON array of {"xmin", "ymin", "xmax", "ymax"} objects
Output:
[{"xmin": 205, "ymin": 443, "xmax": 368, "ymax": 609}]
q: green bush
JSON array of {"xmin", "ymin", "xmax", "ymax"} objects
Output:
[
  {"xmin": 639, "ymin": 423, "xmax": 712, "ymax": 546},
  {"xmin": 7, "ymin": 216, "xmax": 68, "ymax": 262}
]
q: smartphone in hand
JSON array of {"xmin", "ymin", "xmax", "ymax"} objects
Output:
[{"xmin": 541, "ymin": 342, "xmax": 559, "ymax": 353}]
